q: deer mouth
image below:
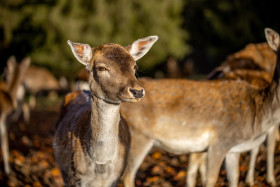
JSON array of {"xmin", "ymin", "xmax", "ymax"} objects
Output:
[{"xmin": 122, "ymin": 97, "xmax": 143, "ymax": 103}]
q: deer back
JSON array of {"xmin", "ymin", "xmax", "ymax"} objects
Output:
[{"xmin": 207, "ymin": 43, "xmax": 276, "ymax": 89}]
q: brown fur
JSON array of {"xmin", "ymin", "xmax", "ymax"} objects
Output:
[
  {"xmin": 208, "ymin": 43, "xmax": 276, "ymax": 89},
  {"xmin": 188, "ymin": 43, "xmax": 278, "ymax": 187},
  {"xmin": 121, "ymin": 32, "xmax": 280, "ymax": 187},
  {"xmin": 23, "ymin": 66, "xmax": 60, "ymax": 94},
  {"xmin": 64, "ymin": 91, "xmax": 82, "ymax": 106}
]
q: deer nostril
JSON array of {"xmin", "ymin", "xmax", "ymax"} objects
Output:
[{"xmin": 129, "ymin": 89, "xmax": 144, "ymax": 98}]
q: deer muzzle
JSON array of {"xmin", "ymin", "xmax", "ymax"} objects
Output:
[{"xmin": 129, "ymin": 88, "xmax": 145, "ymax": 98}]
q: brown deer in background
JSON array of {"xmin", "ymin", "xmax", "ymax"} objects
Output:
[
  {"xmin": 0, "ymin": 56, "xmax": 30, "ymax": 174},
  {"xmin": 53, "ymin": 36, "xmax": 158, "ymax": 186},
  {"xmin": 121, "ymin": 28, "xmax": 280, "ymax": 187},
  {"xmin": 207, "ymin": 43, "xmax": 276, "ymax": 89},
  {"xmin": 23, "ymin": 66, "xmax": 61, "ymax": 109},
  {"xmin": 187, "ymin": 43, "xmax": 278, "ymax": 187},
  {"xmin": 73, "ymin": 68, "xmax": 89, "ymax": 91}
]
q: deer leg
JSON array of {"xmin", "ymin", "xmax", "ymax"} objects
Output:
[
  {"xmin": 0, "ymin": 114, "xmax": 10, "ymax": 174},
  {"xmin": 205, "ymin": 145, "xmax": 228, "ymax": 187},
  {"xmin": 199, "ymin": 152, "xmax": 207, "ymax": 186},
  {"xmin": 29, "ymin": 94, "xmax": 36, "ymax": 109},
  {"xmin": 123, "ymin": 130, "xmax": 153, "ymax": 187},
  {"xmin": 275, "ymin": 124, "xmax": 280, "ymax": 141},
  {"xmin": 266, "ymin": 125, "xmax": 277, "ymax": 186},
  {"xmin": 186, "ymin": 152, "xmax": 207, "ymax": 187},
  {"xmin": 225, "ymin": 152, "xmax": 240, "ymax": 187},
  {"xmin": 245, "ymin": 146, "xmax": 259, "ymax": 186},
  {"xmin": 22, "ymin": 103, "xmax": 30, "ymax": 123}
]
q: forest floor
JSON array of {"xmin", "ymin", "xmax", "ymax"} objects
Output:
[{"xmin": 0, "ymin": 96, "xmax": 280, "ymax": 187}]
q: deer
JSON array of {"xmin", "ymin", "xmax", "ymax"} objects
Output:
[
  {"xmin": 73, "ymin": 68, "xmax": 90, "ymax": 91},
  {"xmin": 187, "ymin": 42, "xmax": 279, "ymax": 187},
  {"xmin": 207, "ymin": 43, "xmax": 276, "ymax": 89},
  {"xmin": 0, "ymin": 56, "xmax": 30, "ymax": 174},
  {"xmin": 120, "ymin": 28, "xmax": 280, "ymax": 187},
  {"xmin": 23, "ymin": 65, "xmax": 61, "ymax": 109},
  {"xmin": 53, "ymin": 36, "xmax": 158, "ymax": 187}
]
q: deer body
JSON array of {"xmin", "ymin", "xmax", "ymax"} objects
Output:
[
  {"xmin": 121, "ymin": 28, "xmax": 280, "ymax": 187},
  {"xmin": 122, "ymin": 78, "xmax": 279, "ymax": 187},
  {"xmin": 53, "ymin": 36, "xmax": 158, "ymax": 186},
  {"xmin": 190, "ymin": 43, "xmax": 278, "ymax": 187}
]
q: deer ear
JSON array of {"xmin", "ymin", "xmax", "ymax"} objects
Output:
[
  {"xmin": 67, "ymin": 40, "xmax": 93, "ymax": 66},
  {"xmin": 126, "ymin": 36, "xmax": 158, "ymax": 61},
  {"xmin": 7, "ymin": 56, "xmax": 16, "ymax": 69},
  {"xmin": 5, "ymin": 56, "xmax": 17, "ymax": 82},
  {"xmin": 265, "ymin": 28, "xmax": 280, "ymax": 52},
  {"xmin": 20, "ymin": 57, "xmax": 31, "ymax": 70}
]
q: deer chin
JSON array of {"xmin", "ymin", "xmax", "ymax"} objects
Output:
[{"xmin": 122, "ymin": 97, "xmax": 143, "ymax": 103}]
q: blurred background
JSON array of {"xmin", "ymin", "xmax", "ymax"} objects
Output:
[{"xmin": 1, "ymin": 0, "xmax": 279, "ymax": 80}]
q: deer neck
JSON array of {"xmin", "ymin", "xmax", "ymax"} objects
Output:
[
  {"xmin": 89, "ymin": 95, "xmax": 120, "ymax": 164},
  {"xmin": 261, "ymin": 52, "xmax": 280, "ymax": 130}
]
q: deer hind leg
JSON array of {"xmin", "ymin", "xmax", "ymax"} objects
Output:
[
  {"xmin": 266, "ymin": 125, "xmax": 278, "ymax": 186},
  {"xmin": 123, "ymin": 129, "xmax": 154, "ymax": 187},
  {"xmin": 0, "ymin": 114, "xmax": 10, "ymax": 174},
  {"xmin": 187, "ymin": 152, "xmax": 207, "ymax": 187},
  {"xmin": 225, "ymin": 153, "xmax": 240, "ymax": 187},
  {"xmin": 245, "ymin": 146, "xmax": 259, "ymax": 186}
]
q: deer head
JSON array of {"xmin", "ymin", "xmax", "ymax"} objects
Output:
[{"xmin": 67, "ymin": 36, "xmax": 158, "ymax": 104}]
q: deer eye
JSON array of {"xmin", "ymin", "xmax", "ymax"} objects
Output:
[{"xmin": 96, "ymin": 66, "xmax": 107, "ymax": 71}]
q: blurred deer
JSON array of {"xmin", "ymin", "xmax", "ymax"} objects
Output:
[
  {"xmin": 166, "ymin": 56, "xmax": 194, "ymax": 78},
  {"xmin": 186, "ymin": 43, "xmax": 278, "ymax": 187},
  {"xmin": 53, "ymin": 36, "xmax": 158, "ymax": 186},
  {"xmin": 207, "ymin": 43, "xmax": 276, "ymax": 89},
  {"xmin": 23, "ymin": 66, "xmax": 60, "ymax": 108},
  {"xmin": 73, "ymin": 68, "xmax": 89, "ymax": 91},
  {"xmin": 121, "ymin": 28, "xmax": 280, "ymax": 187},
  {"xmin": 0, "ymin": 56, "xmax": 30, "ymax": 174}
]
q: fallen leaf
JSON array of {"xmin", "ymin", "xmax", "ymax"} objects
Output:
[
  {"xmin": 146, "ymin": 176, "xmax": 160, "ymax": 183},
  {"xmin": 165, "ymin": 166, "xmax": 176, "ymax": 176},
  {"xmin": 51, "ymin": 168, "xmax": 61, "ymax": 177},
  {"xmin": 174, "ymin": 170, "xmax": 186, "ymax": 181},
  {"xmin": 152, "ymin": 152, "xmax": 162, "ymax": 160}
]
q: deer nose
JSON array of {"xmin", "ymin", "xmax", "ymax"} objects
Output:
[{"xmin": 129, "ymin": 88, "xmax": 144, "ymax": 98}]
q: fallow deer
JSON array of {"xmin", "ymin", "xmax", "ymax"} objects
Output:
[
  {"xmin": 74, "ymin": 68, "xmax": 89, "ymax": 91},
  {"xmin": 188, "ymin": 43, "xmax": 278, "ymax": 187},
  {"xmin": 121, "ymin": 28, "xmax": 280, "ymax": 187},
  {"xmin": 0, "ymin": 56, "xmax": 30, "ymax": 174},
  {"xmin": 23, "ymin": 66, "xmax": 61, "ymax": 108},
  {"xmin": 53, "ymin": 36, "xmax": 158, "ymax": 186},
  {"xmin": 207, "ymin": 43, "xmax": 276, "ymax": 89}
]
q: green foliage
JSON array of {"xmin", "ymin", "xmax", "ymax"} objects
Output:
[{"xmin": 0, "ymin": 0, "xmax": 189, "ymax": 78}]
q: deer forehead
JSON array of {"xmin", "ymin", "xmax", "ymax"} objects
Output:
[{"xmin": 92, "ymin": 44, "xmax": 135, "ymax": 68}]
